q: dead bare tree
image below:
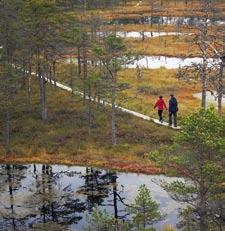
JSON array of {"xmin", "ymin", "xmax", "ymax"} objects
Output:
[{"xmin": 182, "ymin": 0, "xmax": 220, "ymax": 110}]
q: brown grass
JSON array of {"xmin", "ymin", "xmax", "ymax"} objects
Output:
[
  {"xmin": 80, "ymin": 0, "xmax": 225, "ymax": 20},
  {"xmin": 55, "ymin": 64, "xmax": 203, "ymax": 118},
  {"xmin": 0, "ymin": 77, "xmax": 176, "ymax": 174},
  {"xmin": 0, "ymin": 145, "xmax": 163, "ymax": 174},
  {"xmin": 103, "ymin": 24, "xmax": 193, "ymax": 33},
  {"xmin": 126, "ymin": 34, "xmax": 201, "ymax": 57},
  {"xmin": 117, "ymin": 68, "xmax": 201, "ymax": 118}
]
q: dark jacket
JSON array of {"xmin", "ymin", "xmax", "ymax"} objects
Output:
[{"xmin": 169, "ymin": 97, "xmax": 178, "ymax": 113}]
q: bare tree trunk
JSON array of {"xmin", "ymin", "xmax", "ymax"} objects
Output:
[
  {"xmin": 5, "ymin": 101, "xmax": 11, "ymax": 154},
  {"xmin": 83, "ymin": 46, "xmax": 87, "ymax": 103},
  {"xmin": 218, "ymin": 61, "xmax": 224, "ymax": 115},
  {"xmin": 39, "ymin": 77, "xmax": 47, "ymax": 121},
  {"xmin": 27, "ymin": 62, "xmax": 32, "ymax": 106},
  {"xmin": 97, "ymin": 61, "xmax": 103, "ymax": 109},
  {"xmin": 140, "ymin": 31, "xmax": 145, "ymax": 41},
  {"xmin": 149, "ymin": 0, "xmax": 155, "ymax": 27},
  {"xmin": 77, "ymin": 47, "xmax": 81, "ymax": 79},
  {"xmin": 38, "ymin": 62, "xmax": 47, "ymax": 121},
  {"xmin": 70, "ymin": 56, "xmax": 74, "ymax": 93},
  {"xmin": 201, "ymin": 57, "xmax": 207, "ymax": 110},
  {"xmin": 88, "ymin": 84, "xmax": 92, "ymax": 136},
  {"xmin": 52, "ymin": 60, "xmax": 57, "ymax": 89},
  {"xmin": 22, "ymin": 61, "xmax": 27, "ymax": 88},
  {"xmin": 111, "ymin": 74, "xmax": 117, "ymax": 146}
]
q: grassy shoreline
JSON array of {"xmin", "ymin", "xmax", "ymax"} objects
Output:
[{"xmin": 0, "ymin": 153, "xmax": 163, "ymax": 175}]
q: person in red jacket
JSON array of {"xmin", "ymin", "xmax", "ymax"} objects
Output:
[{"xmin": 154, "ymin": 96, "xmax": 167, "ymax": 122}]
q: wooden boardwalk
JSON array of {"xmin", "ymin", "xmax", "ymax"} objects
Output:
[{"xmin": 34, "ymin": 73, "xmax": 181, "ymax": 130}]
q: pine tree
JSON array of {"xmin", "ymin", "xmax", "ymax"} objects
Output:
[
  {"xmin": 128, "ymin": 184, "xmax": 161, "ymax": 228},
  {"xmin": 149, "ymin": 108, "xmax": 225, "ymax": 231}
]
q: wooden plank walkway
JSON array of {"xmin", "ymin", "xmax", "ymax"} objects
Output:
[{"xmin": 32, "ymin": 72, "xmax": 181, "ymax": 130}]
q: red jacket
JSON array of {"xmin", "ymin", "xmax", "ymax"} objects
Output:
[{"xmin": 154, "ymin": 98, "xmax": 167, "ymax": 110}]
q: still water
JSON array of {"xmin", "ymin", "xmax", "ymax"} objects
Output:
[
  {"xmin": 95, "ymin": 31, "xmax": 187, "ymax": 38},
  {"xmin": 62, "ymin": 55, "xmax": 218, "ymax": 69},
  {"xmin": 0, "ymin": 164, "xmax": 185, "ymax": 230},
  {"xmin": 111, "ymin": 16, "xmax": 225, "ymax": 26}
]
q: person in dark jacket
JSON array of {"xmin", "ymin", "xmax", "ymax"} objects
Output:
[
  {"xmin": 154, "ymin": 96, "xmax": 167, "ymax": 122},
  {"xmin": 169, "ymin": 94, "xmax": 178, "ymax": 127}
]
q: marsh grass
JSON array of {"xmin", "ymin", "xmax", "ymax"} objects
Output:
[
  {"xmin": 0, "ymin": 77, "xmax": 176, "ymax": 174},
  {"xmin": 75, "ymin": 0, "xmax": 225, "ymax": 20},
  {"xmin": 117, "ymin": 68, "xmax": 202, "ymax": 118},
  {"xmin": 125, "ymin": 35, "xmax": 201, "ymax": 57},
  {"xmin": 56, "ymin": 64, "xmax": 201, "ymax": 119}
]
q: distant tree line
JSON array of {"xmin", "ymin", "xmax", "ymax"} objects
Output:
[{"xmin": 55, "ymin": 0, "xmax": 127, "ymax": 10}]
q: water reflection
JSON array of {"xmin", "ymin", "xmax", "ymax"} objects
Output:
[
  {"xmin": 95, "ymin": 31, "xmax": 187, "ymax": 38},
  {"xmin": 77, "ymin": 168, "xmax": 119, "ymax": 212},
  {"xmin": 127, "ymin": 56, "xmax": 215, "ymax": 69},
  {"xmin": 62, "ymin": 56, "xmax": 218, "ymax": 69},
  {"xmin": 29, "ymin": 165, "xmax": 86, "ymax": 225},
  {"xmin": 0, "ymin": 165, "xmax": 28, "ymax": 230},
  {"xmin": 0, "ymin": 164, "xmax": 183, "ymax": 230},
  {"xmin": 111, "ymin": 16, "xmax": 225, "ymax": 26}
]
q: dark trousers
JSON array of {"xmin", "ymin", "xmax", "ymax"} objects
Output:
[
  {"xmin": 169, "ymin": 111, "xmax": 177, "ymax": 127},
  {"xmin": 158, "ymin": 110, "xmax": 163, "ymax": 121}
]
